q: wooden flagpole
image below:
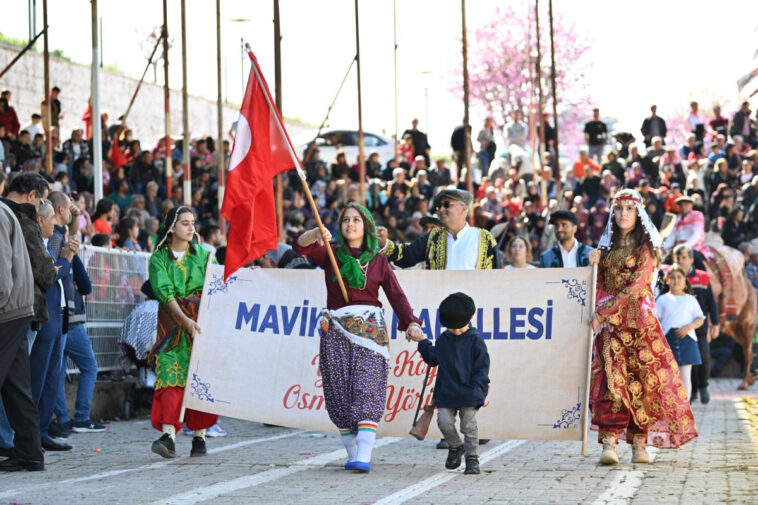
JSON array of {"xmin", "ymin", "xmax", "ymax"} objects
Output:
[
  {"xmin": 581, "ymin": 264, "xmax": 598, "ymax": 456},
  {"xmin": 246, "ymin": 49, "xmax": 350, "ymax": 303}
]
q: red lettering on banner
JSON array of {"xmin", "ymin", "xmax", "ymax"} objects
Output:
[
  {"xmin": 282, "ymin": 384, "xmax": 326, "ymax": 411},
  {"xmin": 312, "ymin": 354, "xmax": 322, "ymax": 388}
]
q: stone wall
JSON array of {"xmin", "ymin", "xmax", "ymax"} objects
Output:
[{"xmin": 0, "ymin": 43, "xmax": 308, "ymax": 148}]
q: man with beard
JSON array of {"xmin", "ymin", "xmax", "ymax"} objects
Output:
[{"xmin": 538, "ymin": 210, "xmax": 593, "ymax": 268}]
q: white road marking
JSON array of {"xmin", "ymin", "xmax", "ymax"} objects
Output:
[
  {"xmin": 0, "ymin": 430, "xmax": 303, "ymax": 500},
  {"xmin": 149, "ymin": 437, "xmax": 402, "ymax": 505},
  {"xmin": 373, "ymin": 440, "xmax": 526, "ymax": 505},
  {"xmin": 591, "ymin": 447, "xmax": 659, "ymax": 505}
]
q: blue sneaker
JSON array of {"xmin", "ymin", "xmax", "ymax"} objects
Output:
[
  {"xmin": 181, "ymin": 427, "xmax": 194, "ymax": 436},
  {"xmin": 344, "ymin": 461, "xmax": 357, "ymax": 470},
  {"xmin": 206, "ymin": 424, "xmax": 227, "ymax": 437},
  {"xmin": 351, "ymin": 461, "xmax": 370, "ymax": 472}
]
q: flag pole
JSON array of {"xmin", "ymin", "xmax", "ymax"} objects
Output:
[
  {"xmin": 549, "ymin": 0, "xmax": 561, "ymax": 198},
  {"xmin": 273, "ymin": 0, "xmax": 284, "ymax": 243},
  {"xmin": 216, "ymin": 0, "xmax": 226, "ymax": 237},
  {"xmin": 246, "ymin": 48, "xmax": 350, "ymax": 303}
]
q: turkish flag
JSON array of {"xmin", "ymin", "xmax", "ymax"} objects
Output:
[{"xmin": 221, "ymin": 51, "xmax": 298, "ymax": 280}]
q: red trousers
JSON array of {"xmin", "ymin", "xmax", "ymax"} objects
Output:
[{"xmin": 151, "ymin": 386, "xmax": 218, "ymax": 432}]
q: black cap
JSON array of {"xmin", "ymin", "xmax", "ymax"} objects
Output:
[
  {"xmin": 549, "ymin": 210, "xmax": 578, "ymax": 226},
  {"xmin": 419, "ymin": 215, "xmax": 443, "ymax": 228},
  {"xmin": 433, "ymin": 189, "xmax": 474, "ymax": 208},
  {"xmin": 439, "ymin": 292, "xmax": 476, "ymax": 330}
]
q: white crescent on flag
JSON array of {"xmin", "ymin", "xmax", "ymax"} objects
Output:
[{"xmin": 229, "ymin": 114, "xmax": 251, "ymax": 172}]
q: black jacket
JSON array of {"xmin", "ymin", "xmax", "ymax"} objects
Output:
[
  {"xmin": 418, "ymin": 327, "xmax": 490, "ymax": 408},
  {"xmin": 640, "ymin": 116, "xmax": 667, "ymax": 142},
  {"xmin": 0, "ymin": 197, "xmax": 58, "ymax": 326}
]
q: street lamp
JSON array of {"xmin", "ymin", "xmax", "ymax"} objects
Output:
[{"xmin": 230, "ymin": 18, "xmax": 251, "ymax": 100}]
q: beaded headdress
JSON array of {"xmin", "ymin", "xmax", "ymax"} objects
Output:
[{"xmin": 597, "ymin": 189, "xmax": 663, "ymax": 250}]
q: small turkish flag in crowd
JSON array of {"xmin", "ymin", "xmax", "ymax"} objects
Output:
[{"xmin": 221, "ymin": 51, "xmax": 301, "ymax": 281}]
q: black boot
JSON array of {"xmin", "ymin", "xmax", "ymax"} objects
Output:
[
  {"xmin": 190, "ymin": 437, "xmax": 207, "ymax": 457},
  {"xmin": 0, "ymin": 457, "xmax": 44, "ymax": 472},
  {"xmin": 436, "ymin": 438, "xmax": 449, "ymax": 449},
  {"xmin": 151, "ymin": 433, "xmax": 177, "ymax": 458},
  {"xmin": 445, "ymin": 445, "xmax": 464, "ymax": 469},
  {"xmin": 464, "ymin": 455, "xmax": 480, "ymax": 475}
]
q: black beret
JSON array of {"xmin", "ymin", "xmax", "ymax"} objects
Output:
[{"xmin": 439, "ymin": 292, "xmax": 476, "ymax": 330}]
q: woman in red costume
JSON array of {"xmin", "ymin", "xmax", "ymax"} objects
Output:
[{"xmin": 588, "ymin": 188, "xmax": 697, "ymax": 465}]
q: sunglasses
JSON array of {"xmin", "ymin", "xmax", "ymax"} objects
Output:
[{"xmin": 439, "ymin": 200, "xmax": 462, "ymax": 209}]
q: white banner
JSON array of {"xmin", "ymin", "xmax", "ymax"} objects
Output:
[{"xmin": 183, "ymin": 265, "xmax": 594, "ymax": 441}]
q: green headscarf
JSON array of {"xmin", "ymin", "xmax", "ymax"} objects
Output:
[{"xmin": 334, "ymin": 203, "xmax": 378, "ymax": 289}]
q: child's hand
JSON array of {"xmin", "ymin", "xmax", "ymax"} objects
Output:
[{"xmin": 405, "ymin": 324, "xmax": 425, "ymax": 342}]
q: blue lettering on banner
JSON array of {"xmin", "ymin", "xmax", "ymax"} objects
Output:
[
  {"xmin": 232, "ymin": 299, "xmax": 556, "ymax": 340},
  {"xmin": 235, "ymin": 302, "xmax": 260, "ymax": 331},
  {"xmin": 492, "ymin": 308, "xmax": 507, "ymax": 340}
]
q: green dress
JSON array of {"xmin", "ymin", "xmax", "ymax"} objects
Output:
[{"xmin": 149, "ymin": 244, "xmax": 214, "ymax": 390}]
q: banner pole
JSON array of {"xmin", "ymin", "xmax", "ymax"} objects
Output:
[
  {"xmin": 246, "ymin": 49, "xmax": 350, "ymax": 303},
  {"xmin": 581, "ymin": 264, "xmax": 598, "ymax": 456}
]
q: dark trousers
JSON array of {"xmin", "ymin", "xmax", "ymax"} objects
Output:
[
  {"xmin": 691, "ymin": 328, "xmax": 711, "ymax": 389},
  {"xmin": 30, "ymin": 325, "xmax": 64, "ymax": 439},
  {"xmin": 0, "ymin": 317, "xmax": 43, "ymax": 461}
]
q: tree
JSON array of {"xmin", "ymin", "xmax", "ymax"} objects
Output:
[{"xmin": 458, "ymin": 6, "xmax": 592, "ymax": 155}]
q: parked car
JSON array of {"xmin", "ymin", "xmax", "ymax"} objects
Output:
[{"xmin": 296, "ymin": 129, "xmax": 396, "ymax": 166}]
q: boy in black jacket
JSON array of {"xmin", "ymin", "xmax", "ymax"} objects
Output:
[{"xmin": 408, "ymin": 292, "xmax": 490, "ymax": 474}]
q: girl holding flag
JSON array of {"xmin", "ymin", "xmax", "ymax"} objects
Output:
[
  {"xmin": 295, "ymin": 203, "xmax": 424, "ymax": 472},
  {"xmin": 588, "ymin": 189, "xmax": 697, "ymax": 466},
  {"xmin": 148, "ymin": 206, "xmax": 218, "ymax": 459}
]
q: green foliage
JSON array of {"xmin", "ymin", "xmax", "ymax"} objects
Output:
[{"xmin": 0, "ymin": 32, "xmax": 29, "ymax": 49}]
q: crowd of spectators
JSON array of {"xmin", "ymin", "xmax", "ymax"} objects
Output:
[{"xmin": 2, "ymin": 84, "xmax": 758, "ymax": 275}]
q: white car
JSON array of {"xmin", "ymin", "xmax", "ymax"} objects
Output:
[{"xmin": 295, "ymin": 129, "xmax": 396, "ymax": 166}]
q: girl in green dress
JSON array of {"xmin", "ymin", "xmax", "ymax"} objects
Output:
[{"xmin": 148, "ymin": 206, "xmax": 218, "ymax": 458}]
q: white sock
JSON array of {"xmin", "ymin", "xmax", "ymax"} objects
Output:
[
  {"xmin": 680, "ymin": 365, "xmax": 693, "ymax": 398},
  {"xmin": 355, "ymin": 421, "xmax": 378, "ymax": 463},
  {"xmin": 194, "ymin": 429, "xmax": 206, "ymax": 440},
  {"xmin": 339, "ymin": 429, "xmax": 357, "ymax": 462},
  {"xmin": 162, "ymin": 424, "xmax": 176, "ymax": 440}
]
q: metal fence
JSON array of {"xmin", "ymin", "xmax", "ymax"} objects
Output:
[{"xmin": 67, "ymin": 246, "xmax": 151, "ymax": 374}]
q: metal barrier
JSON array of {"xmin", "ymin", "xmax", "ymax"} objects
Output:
[{"xmin": 67, "ymin": 246, "xmax": 151, "ymax": 374}]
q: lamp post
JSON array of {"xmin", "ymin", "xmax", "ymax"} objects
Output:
[{"xmin": 230, "ymin": 18, "xmax": 251, "ymax": 101}]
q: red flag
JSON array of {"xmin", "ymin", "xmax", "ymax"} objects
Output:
[{"xmin": 221, "ymin": 51, "xmax": 300, "ymax": 280}]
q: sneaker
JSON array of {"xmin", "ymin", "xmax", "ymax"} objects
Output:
[
  {"xmin": 190, "ymin": 437, "xmax": 207, "ymax": 457},
  {"xmin": 699, "ymin": 386, "xmax": 710, "ymax": 405},
  {"xmin": 464, "ymin": 455, "xmax": 480, "ymax": 475},
  {"xmin": 181, "ymin": 427, "xmax": 194, "ymax": 436},
  {"xmin": 72, "ymin": 420, "xmax": 106, "ymax": 433},
  {"xmin": 436, "ymin": 439, "xmax": 449, "ymax": 450},
  {"xmin": 206, "ymin": 424, "xmax": 227, "ymax": 437},
  {"xmin": 445, "ymin": 445, "xmax": 464, "ymax": 470},
  {"xmin": 599, "ymin": 437, "xmax": 619, "ymax": 465},
  {"xmin": 49, "ymin": 420, "xmax": 72, "ymax": 438},
  {"xmin": 351, "ymin": 461, "xmax": 370, "ymax": 472},
  {"xmin": 151, "ymin": 433, "xmax": 177, "ymax": 459},
  {"xmin": 631, "ymin": 435, "xmax": 651, "ymax": 464}
]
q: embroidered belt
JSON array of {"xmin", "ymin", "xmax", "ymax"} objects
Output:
[{"xmin": 320, "ymin": 304, "xmax": 390, "ymax": 360}]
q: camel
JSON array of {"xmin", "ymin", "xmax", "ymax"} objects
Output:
[{"xmin": 703, "ymin": 235, "xmax": 756, "ymax": 391}]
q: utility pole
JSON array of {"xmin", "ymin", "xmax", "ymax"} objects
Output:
[
  {"xmin": 354, "ymin": 0, "xmax": 366, "ymax": 205},
  {"xmin": 549, "ymin": 0, "xmax": 561, "ymax": 197},
  {"xmin": 274, "ymin": 0, "xmax": 284, "ymax": 242},
  {"xmin": 42, "ymin": 0, "xmax": 51, "ymax": 175},
  {"xmin": 91, "ymin": 0, "xmax": 103, "ymax": 202},
  {"xmin": 162, "ymin": 0, "xmax": 173, "ymax": 199},
  {"xmin": 461, "ymin": 0, "xmax": 473, "ymax": 202},
  {"xmin": 181, "ymin": 0, "xmax": 191, "ymax": 206},
  {"xmin": 216, "ymin": 0, "xmax": 226, "ymax": 235}
]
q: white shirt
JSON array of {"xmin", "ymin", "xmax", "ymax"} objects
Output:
[
  {"xmin": 23, "ymin": 122, "xmax": 43, "ymax": 139},
  {"xmin": 559, "ymin": 239, "xmax": 579, "ymax": 268},
  {"xmin": 445, "ymin": 224, "xmax": 480, "ymax": 270},
  {"xmin": 656, "ymin": 293, "xmax": 704, "ymax": 341},
  {"xmin": 505, "ymin": 264, "xmax": 536, "ymax": 269},
  {"xmin": 200, "ymin": 243, "xmax": 217, "ymax": 256},
  {"xmin": 172, "ymin": 248, "xmax": 187, "ymax": 262}
]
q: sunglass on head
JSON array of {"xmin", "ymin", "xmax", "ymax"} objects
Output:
[{"xmin": 439, "ymin": 200, "xmax": 461, "ymax": 209}]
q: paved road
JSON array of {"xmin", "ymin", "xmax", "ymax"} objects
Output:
[{"xmin": 2, "ymin": 378, "xmax": 756, "ymax": 505}]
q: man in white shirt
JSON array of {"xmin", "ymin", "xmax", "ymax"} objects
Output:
[
  {"xmin": 378, "ymin": 188, "xmax": 498, "ymax": 271},
  {"xmin": 22, "ymin": 114, "xmax": 43, "ymax": 140},
  {"xmin": 538, "ymin": 210, "xmax": 593, "ymax": 268}
]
